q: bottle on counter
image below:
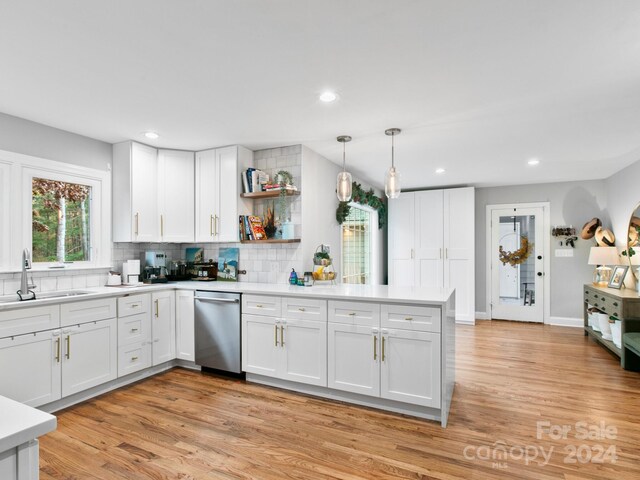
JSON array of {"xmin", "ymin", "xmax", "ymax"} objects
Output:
[{"xmin": 289, "ymin": 268, "xmax": 298, "ymax": 285}]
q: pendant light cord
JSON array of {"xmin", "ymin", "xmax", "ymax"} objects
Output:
[
  {"xmin": 391, "ymin": 133, "xmax": 395, "ymax": 169},
  {"xmin": 343, "ymin": 142, "xmax": 346, "ymax": 172}
]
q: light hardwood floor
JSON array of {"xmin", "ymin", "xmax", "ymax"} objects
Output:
[{"xmin": 39, "ymin": 321, "xmax": 640, "ymax": 479}]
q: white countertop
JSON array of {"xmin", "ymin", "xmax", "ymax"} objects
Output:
[
  {"xmin": 0, "ymin": 282, "xmax": 454, "ymax": 311},
  {"xmin": 0, "ymin": 395, "xmax": 56, "ymax": 452}
]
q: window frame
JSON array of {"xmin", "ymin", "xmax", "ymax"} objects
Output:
[
  {"xmin": 0, "ymin": 148, "xmax": 111, "ymax": 272},
  {"xmin": 340, "ymin": 202, "xmax": 378, "ymax": 285}
]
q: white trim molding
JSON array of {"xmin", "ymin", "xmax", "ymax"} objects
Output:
[
  {"xmin": 548, "ymin": 316, "xmax": 583, "ymax": 328},
  {"xmin": 475, "ymin": 311, "xmax": 490, "ymax": 320}
]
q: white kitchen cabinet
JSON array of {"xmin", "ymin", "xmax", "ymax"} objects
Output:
[
  {"xmin": 327, "ymin": 323, "xmax": 380, "ymax": 396},
  {"xmin": 158, "ymin": 149, "xmax": 195, "ymax": 242},
  {"xmin": 380, "ymin": 328, "xmax": 441, "ymax": 408},
  {"xmin": 151, "ymin": 290, "xmax": 175, "ymax": 365},
  {"xmin": 112, "ymin": 141, "xmax": 159, "ymax": 242},
  {"xmin": 118, "ymin": 341, "xmax": 152, "ymax": 377},
  {"xmin": 0, "ymin": 330, "xmax": 62, "ymax": 407},
  {"xmin": 242, "ymin": 314, "xmax": 278, "ymax": 377},
  {"xmin": 280, "ymin": 318, "xmax": 327, "ymax": 387},
  {"xmin": 61, "ymin": 318, "xmax": 117, "ymax": 397},
  {"xmin": 388, "ymin": 187, "xmax": 475, "ymax": 323},
  {"xmin": 0, "ymin": 305, "xmax": 60, "ymax": 339},
  {"xmin": 175, "ymin": 290, "xmax": 195, "ymax": 361},
  {"xmin": 0, "ymin": 161, "xmax": 10, "ymax": 270},
  {"xmin": 195, "ymin": 145, "xmax": 252, "ymax": 242}
]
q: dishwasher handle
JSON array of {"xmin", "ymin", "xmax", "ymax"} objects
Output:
[{"xmin": 194, "ymin": 296, "xmax": 240, "ymax": 304}]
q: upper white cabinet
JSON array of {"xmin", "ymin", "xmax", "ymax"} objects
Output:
[
  {"xmin": 158, "ymin": 150, "xmax": 195, "ymax": 242},
  {"xmin": 195, "ymin": 146, "xmax": 252, "ymax": 242},
  {"xmin": 388, "ymin": 187, "xmax": 475, "ymax": 323},
  {"xmin": 0, "ymin": 161, "xmax": 10, "ymax": 269},
  {"xmin": 113, "ymin": 141, "xmax": 159, "ymax": 242}
]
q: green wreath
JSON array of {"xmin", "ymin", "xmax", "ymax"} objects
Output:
[{"xmin": 336, "ymin": 182, "xmax": 387, "ymax": 229}]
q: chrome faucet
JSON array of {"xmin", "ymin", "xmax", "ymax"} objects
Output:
[{"xmin": 17, "ymin": 248, "xmax": 36, "ymax": 301}]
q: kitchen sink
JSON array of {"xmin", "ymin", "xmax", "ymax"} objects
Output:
[{"xmin": 0, "ymin": 290, "xmax": 93, "ymax": 304}]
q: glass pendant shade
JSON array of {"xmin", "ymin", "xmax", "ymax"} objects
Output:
[
  {"xmin": 337, "ymin": 171, "xmax": 352, "ymax": 201},
  {"xmin": 385, "ymin": 166, "xmax": 401, "ymax": 199}
]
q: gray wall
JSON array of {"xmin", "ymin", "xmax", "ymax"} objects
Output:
[
  {"xmin": 475, "ymin": 180, "xmax": 608, "ymax": 319},
  {"xmin": 0, "ymin": 112, "xmax": 111, "ymax": 170},
  {"xmin": 606, "ymin": 158, "xmax": 640, "ymax": 250}
]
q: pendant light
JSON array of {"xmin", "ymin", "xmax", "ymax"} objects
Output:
[
  {"xmin": 384, "ymin": 128, "xmax": 402, "ymax": 199},
  {"xmin": 336, "ymin": 135, "xmax": 353, "ymax": 201}
]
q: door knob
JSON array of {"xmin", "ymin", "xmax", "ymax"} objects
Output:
[
  {"xmin": 537, "ymin": 272, "xmax": 543, "ymax": 276},
  {"xmin": 537, "ymin": 255, "xmax": 542, "ymax": 260}
]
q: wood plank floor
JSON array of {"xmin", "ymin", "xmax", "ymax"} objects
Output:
[{"xmin": 39, "ymin": 321, "xmax": 640, "ymax": 479}]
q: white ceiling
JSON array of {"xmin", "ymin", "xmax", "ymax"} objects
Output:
[{"xmin": 1, "ymin": 0, "xmax": 640, "ymax": 188}]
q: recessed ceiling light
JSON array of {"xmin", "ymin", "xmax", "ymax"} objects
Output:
[
  {"xmin": 319, "ymin": 91, "xmax": 337, "ymax": 103},
  {"xmin": 435, "ymin": 168, "xmax": 445, "ymax": 174},
  {"xmin": 144, "ymin": 131, "xmax": 159, "ymax": 139},
  {"xmin": 528, "ymin": 158, "xmax": 540, "ymax": 166}
]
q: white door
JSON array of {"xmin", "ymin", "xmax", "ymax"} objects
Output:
[
  {"xmin": 327, "ymin": 323, "xmax": 380, "ymax": 396},
  {"xmin": 62, "ymin": 318, "xmax": 117, "ymax": 397},
  {"xmin": 490, "ymin": 206, "xmax": 545, "ymax": 322},
  {"xmin": 130, "ymin": 142, "xmax": 159, "ymax": 242},
  {"xmin": 158, "ymin": 150, "xmax": 195, "ymax": 242},
  {"xmin": 152, "ymin": 291, "xmax": 176, "ymax": 366},
  {"xmin": 194, "ymin": 149, "xmax": 218, "ymax": 242},
  {"xmin": 217, "ymin": 146, "xmax": 240, "ymax": 242},
  {"xmin": 388, "ymin": 192, "xmax": 416, "ymax": 286},
  {"xmin": 176, "ymin": 290, "xmax": 195, "ymax": 361},
  {"xmin": 380, "ymin": 329, "xmax": 441, "ymax": 408},
  {"xmin": 444, "ymin": 187, "xmax": 475, "ymax": 323},
  {"xmin": 279, "ymin": 318, "xmax": 327, "ymax": 387},
  {"xmin": 242, "ymin": 314, "xmax": 279, "ymax": 377},
  {"xmin": 0, "ymin": 330, "xmax": 62, "ymax": 407},
  {"xmin": 415, "ymin": 190, "xmax": 444, "ymax": 288}
]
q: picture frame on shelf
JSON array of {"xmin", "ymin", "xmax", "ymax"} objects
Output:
[{"xmin": 608, "ymin": 265, "xmax": 629, "ymax": 289}]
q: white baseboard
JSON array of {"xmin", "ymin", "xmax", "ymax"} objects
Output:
[
  {"xmin": 475, "ymin": 311, "xmax": 490, "ymax": 320},
  {"xmin": 456, "ymin": 318, "xmax": 476, "ymax": 325},
  {"xmin": 547, "ymin": 316, "xmax": 583, "ymax": 327}
]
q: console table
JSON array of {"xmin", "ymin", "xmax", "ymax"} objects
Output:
[{"xmin": 583, "ymin": 284, "xmax": 640, "ymax": 369}]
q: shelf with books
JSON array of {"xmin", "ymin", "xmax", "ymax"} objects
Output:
[
  {"xmin": 240, "ymin": 190, "xmax": 300, "ymax": 199},
  {"xmin": 240, "ymin": 238, "xmax": 301, "ymax": 244}
]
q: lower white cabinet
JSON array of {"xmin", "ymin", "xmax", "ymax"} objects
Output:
[
  {"xmin": 0, "ymin": 330, "xmax": 62, "ymax": 407},
  {"xmin": 151, "ymin": 291, "xmax": 176, "ymax": 365},
  {"xmin": 380, "ymin": 329, "xmax": 441, "ymax": 408},
  {"xmin": 242, "ymin": 314, "xmax": 327, "ymax": 387},
  {"xmin": 327, "ymin": 323, "xmax": 380, "ymax": 396},
  {"xmin": 118, "ymin": 342, "xmax": 152, "ymax": 377},
  {"xmin": 61, "ymin": 318, "xmax": 117, "ymax": 397},
  {"xmin": 176, "ymin": 290, "xmax": 195, "ymax": 361}
]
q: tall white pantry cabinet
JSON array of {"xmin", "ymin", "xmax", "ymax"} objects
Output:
[{"xmin": 388, "ymin": 187, "xmax": 475, "ymax": 324}]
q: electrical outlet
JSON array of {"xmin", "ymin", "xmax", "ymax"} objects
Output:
[{"xmin": 269, "ymin": 262, "xmax": 279, "ymax": 272}]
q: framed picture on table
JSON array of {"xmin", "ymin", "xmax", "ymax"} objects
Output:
[{"xmin": 608, "ymin": 265, "xmax": 629, "ymax": 289}]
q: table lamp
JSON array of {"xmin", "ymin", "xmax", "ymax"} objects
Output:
[{"xmin": 588, "ymin": 246, "xmax": 619, "ymax": 287}]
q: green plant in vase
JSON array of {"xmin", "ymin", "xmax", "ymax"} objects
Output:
[{"xmin": 275, "ymin": 170, "xmax": 293, "ymax": 225}]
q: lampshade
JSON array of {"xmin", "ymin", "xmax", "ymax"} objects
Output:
[
  {"xmin": 588, "ymin": 246, "xmax": 619, "ymax": 266},
  {"xmin": 336, "ymin": 135, "xmax": 352, "ymax": 202},
  {"xmin": 384, "ymin": 128, "xmax": 402, "ymax": 199}
]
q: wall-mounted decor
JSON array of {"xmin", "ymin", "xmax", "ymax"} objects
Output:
[
  {"xmin": 498, "ymin": 235, "xmax": 533, "ymax": 266},
  {"xmin": 595, "ymin": 226, "xmax": 616, "ymax": 247},
  {"xmin": 551, "ymin": 225, "xmax": 577, "ymax": 248},
  {"xmin": 336, "ymin": 182, "xmax": 387, "ymax": 229},
  {"xmin": 580, "ymin": 218, "xmax": 601, "ymax": 239}
]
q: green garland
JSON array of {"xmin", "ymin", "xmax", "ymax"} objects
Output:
[{"xmin": 336, "ymin": 182, "xmax": 387, "ymax": 229}]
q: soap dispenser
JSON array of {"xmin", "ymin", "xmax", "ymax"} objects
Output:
[{"xmin": 289, "ymin": 268, "xmax": 298, "ymax": 285}]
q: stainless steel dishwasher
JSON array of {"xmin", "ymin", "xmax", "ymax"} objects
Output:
[{"xmin": 194, "ymin": 291, "xmax": 242, "ymax": 374}]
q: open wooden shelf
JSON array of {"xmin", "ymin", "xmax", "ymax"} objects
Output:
[
  {"xmin": 240, "ymin": 238, "xmax": 301, "ymax": 244},
  {"xmin": 240, "ymin": 190, "xmax": 300, "ymax": 199},
  {"xmin": 585, "ymin": 326, "xmax": 622, "ymax": 357}
]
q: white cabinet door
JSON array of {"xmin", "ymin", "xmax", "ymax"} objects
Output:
[
  {"xmin": 388, "ymin": 192, "xmax": 416, "ymax": 287},
  {"xmin": 415, "ymin": 190, "xmax": 444, "ymax": 288},
  {"xmin": 175, "ymin": 290, "xmax": 195, "ymax": 361},
  {"xmin": 242, "ymin": 314, "xmax": 278, "ymax": 377},
  {"xmin": 158, "ymin": 150, "xmax": 195, "ymax": 242},
  {"xmin": 118, "ymin": 341, "xmax": 152, "ymax": 377},
  {"xmin": 61, "ymin": 318, "xmax": 117, "ymax": 397},
  {"xmin": 0, "ymin": 161, "xmax": 10, "ymax": 269},
  {"xmin": 194, "ymin": 149, "xmax": 218, "ymax": 242},
  {"xmin": 0, "ymin": 330, "xmax": 61, "ymax": 407},
  {"xmin": 444, "ymin": 187, "xmax": 475, "ymax": 323},
  {"xmin": 327, "ymin": 323, "xmax": 380, "ymax": 397},
  {"xmin": 279, "ymin": 318, "xmax": 327, "ymax": 387},
  {"xmin": 216, "ymin": 146, "xmax": 240, "ymax": 242},
  {"xmin": 152, "ymin": 290, "xmax": 176, "ymax": 366},
  {"xmin": 130, "ymin": 142, "xmax": 159, "ymax": 242},
  {"xmin": 380, "ymin": 329, "xmax": 441, "ymax": 408}
]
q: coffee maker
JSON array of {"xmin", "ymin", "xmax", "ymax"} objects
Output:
[{"xmin": 141, "ymin": 251, "xmax": 168, "ymax": 283}]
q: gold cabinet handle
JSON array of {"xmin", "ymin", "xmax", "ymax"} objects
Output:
[
  {"xmin": 256, "ymin": 304, "xmax": 263, "ymax": 308},
  {"xmin": 131, "ymin": 356, "xmax": 138, "ymax": 361},
  {"xmin": 55, "ymin": 337, "xmax": 60, "ymax": 363},
  {"xmin": 298, "ymin": 307, "xmax": 306, "ymax": 312},
  {"xmin": 382, "ymin": 336, "xmax": 386, "ymax": 362},
  {"xmin": 275, "ymin": 324, "xmax": 279, "ymax": 346},
  {"xmin": 210, "ymin": 214, "xmax": 214, "ymax": 236},
  {"xmin": 65, "ymin": 335, "xmax": 70, "ymax": 360},
  {"xmin": 131, "ymin": 328, "xmax": 138, "ymax": 333},
  {"xmin": 280, "ymin": 325, "xmax": 285, "ymax": 347},
  {"xmin": 348, "ymin": 312, "xmax": 357, "ymax": 316},
  {"xmin": 155, "ymin": 299, "xmax": 159, "ymax": 318},
  {"xmin": 160, "ymin": 214, "xmax": 164, "ymax": 237},
  {"xmin": 373, "ymin": 335, "xmax": 377, "ymax": 360},
  {"xmin": 215, "ymin": 215, "xmax": 219, "ymax": 236},
  {"xmin": 132, "ymin": 304, "xmax": 139, "ymax": 308},
  {"xmin": 135, "ymin": 212, "xmax": 139, "ymax": 236},
  {"xmin": 445, "ymin": 248, "xmax": 448, "ymax": 259},
  {"xmin": 405, "ymin": 317, "xmax": 413, "ymax": 321}
]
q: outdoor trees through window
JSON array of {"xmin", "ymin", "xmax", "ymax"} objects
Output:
[{"xmin": 32, "ymin": 178, "xmax": 91, "ymax": 263}]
